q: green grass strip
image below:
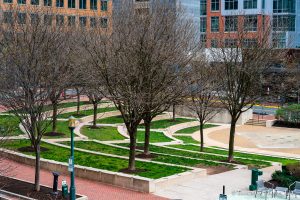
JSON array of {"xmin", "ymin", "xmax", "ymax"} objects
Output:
[
  {"xmin": 174, "ymin": 136, "xmax": 199, "ymax": 144},
  {"xmin": 139, "ymin": 118, "xmax": 197, "ymax": 129},
  {"xmin": 3, "ymin": 140, "xmax": 188, "ymax": 179},
  {"xmin": 137, "ymin": 130, "xmax": 173, "ymax": 143},
  {"xmin": 57, "ymin": 107, "xmax": 117, "ymax": 119},
  {"xmin": 175, "ymin": 124, "xmax": 218, "ymax": 134},
  {"xmin": 45, "ymin": 121, "xmax": 71, "ymax": 138},
  {"xmin": 0, "ymin": 115, "xmax": 23, "ymax": 136},
  {"xmin": 169, "ymin": 145, "xmax": 298, "ymax": 166},
  {"xmin": 81, "ymin": 126, "xmax": 126, "ymax": 141},
  {"xmin": 97, "ymin": 115, "xmax": 124, "ymax": 124}
]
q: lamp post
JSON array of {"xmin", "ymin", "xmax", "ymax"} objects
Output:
[{"xmin": 68, "ymin": 116, "xmax": 76, "ymax": 200}]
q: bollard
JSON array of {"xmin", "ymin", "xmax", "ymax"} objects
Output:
[
  {"xmin": 219, "ymin": 185, "xmax": 227, "ymax": 200},
  {"xmin": 52, "ymin": 171, "xmax": 60, "ymax": 195},
  {"xmin": 249, "ymin": 169, "xmax": 263, "ymax": 191}
]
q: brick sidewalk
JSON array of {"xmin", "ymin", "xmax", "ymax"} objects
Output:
[{"xmin": 2, "ymin": 159, "xmax": 167, "ymax": 200}]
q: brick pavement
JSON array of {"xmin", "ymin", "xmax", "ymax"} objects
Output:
[{"xmin": 2, "ymin": 159, "xmax": 167, "ymax": 200}]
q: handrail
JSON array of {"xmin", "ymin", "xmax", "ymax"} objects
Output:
[{"xmin": 289, "ymin": 181, "xmax": 296, "ymax": 191}]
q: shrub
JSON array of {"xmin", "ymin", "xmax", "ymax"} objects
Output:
[
  {"xmin": 286, "ymin": 163, "xmax": 300, "ymax": 179},
  {"xmin": 271, "ymin": 170, "xmax": 296, "ymax": 188},
  {"xmin": 276, "ymin": 104, "xmax": 300, "ymax": 125}
]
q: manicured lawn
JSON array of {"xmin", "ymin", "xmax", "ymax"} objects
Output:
[
  {"xmin": 81, "ymin": 126, "xmax": 126, "ymax": 141},
  {"xmin": 96, "ymin": 115, "xmax": 124, "ymax": 124},
  {"xmin": 136, "ymin": 131, "xmax": 173, "ymax": 143},
  {"xmin": 116, "ymin": 143, "xmax": 271, "ymax": 168},
  {"xmin": 169, "ymin": 145, "xmax": 299, "ymax": 166},
  {"xmin": 3, "ymin": 140, "xmax": 188, "ymax": 179},
  {"xmin": 174, "ymin": 136, "xmax": 199, "ymax": 144},
  {"xmin": 0, "ymin": 115, "xmax": 23, "ymax": 136},
  {"xmin": 175, "ymin": 124, "xmax": 218, "ymax": 134},
  {"xmin": 45, "ymin": 121, "xmax": 71, "ymax": 138},
  {"xmin": 60, "ymin": 141, "xmax": 229, "ymax": 167},
  {"xmin": 139, "ymin": 118, "xmax": 197, "ymax": 129},
  {"xmin": 57, "ymin": 107, "xmax": 117, "ymax": 119}
]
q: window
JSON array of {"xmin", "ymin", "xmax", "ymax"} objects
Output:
[
  {"xmin": 18, "ymin": 0, "xmax": 26, "ymax": 4},
  {"xmin": 79, "ymin": 0, "xmax": 86, "ymax": 9},
  {"xmin": 225, "ymin": 0, "xmax": 238, "ymax": 10},
  {"xmin": 31, "ymin": 13, "xmax": 39, "ymax": 25},
  {"xmin": 44, "ymin": 0, "xmax": 52, "ymax": 6},
  {"xmin": 18, "ymin": 13, "xmax": 26, "ymax": 24},
  {"xmin": 200, "ymin": 17, "xmax": 206, "ymax": 32},
  {"xmin": 211, "ymin": 39, "xmax": 218, "ymax": 48},
  {"xmin": 244, "ymin": 0, "xmax": 257, "ymax": 9},
  {"xmin": 90, "ymin": 17, "xmax": 96, "ymax": 27},
  {"xmin": 262, "ymin": 0, "xmax": 265, "ymax": 9},
  {"xmin": 3, "ymin": 12, "xmax": 13, "ymax": 24},
  {"xmin": 4, "ymin": 0, "xmax": 13, "ymax": 3},
  {"xmin": 101, "ymin": 0, "xmax": 107, "ymax": 11},
  {"xmin": 90, "ymin": 0, "xmax": 97, "ymax": 10},
  {"xmin": 243, "ymin": 39, "xmax": 257, "ymax": 48},
  {"xmin": 244, "ymin": 15, "xmax": 257, "ymax": 31},
  {"xmin": 79, "ymin": 16, "xmax": 87, "ymax": 27},
  {"xmin": 273, "ymin": 15, "xmax": 295, "ymax": 31},
  {"xmin": 211, "ymin": 0, "xmax": 219, "ymax": 11},
  {"xmin": 56, "ymin": 0, "xmax": 63, "ymax": 7},
  {"xmin": 200, "ymin": 34, "xmax": 207, "ymax": 47},
  {"xmin": 225, "ymin": 16, "xmax": 238, "ymax": 32},
  {"xmin": 100, "ymin": 17, "xmax": 108, "ymax": 28},
  {"xmin": 200, "ymin": 0, "xmax": 207, "ymax": 15},
  {"xmin": 56, "ymin": 15, "xmax": 64, "ymax": 26},
  {"xmin": 211, "ymin": 16, "xmax": 219, "ymax": 32},
  {"xmin": 273, "ymin": 0, "xmax": 295, "ymax": 13},
  {"xmin": 44, "ymin": 14, "xmax": 52, "ymax": 26},
  {"xmin": 224, "ymin": 39, "xmax": 237, "ymax": 47},
  {"xmin": 273, "ymin": 33, "xmax": 286, "ymax": 48},
  {"xmin": 31, "ymin": 0, "xmax": 39, "ymax": 5},
  {"xmin": 68, "ymin": 16, "xmax": 75, "ymax": 26},
  {"xmin": 68, "ymin": 0, "xmax": 75, "ymax": 8}
]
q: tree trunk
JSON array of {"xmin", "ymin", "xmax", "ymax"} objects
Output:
[
  {"xmin": 63, "ymin": 89, "xmax": 67, "ymax": 100},
  {"xmin": 200, "ymin": 123, "xmax": 204, "ymax": 152},
  {"xmin": 92, "ymin": 103, "xmax": 98, "ymax": 128},
  {"xmin": 52, "ymin": 102, "xmax": 58, "ymax": 133},
  {"xmin": 76, "ymin": 88, "xmax": 80, "ymax": 115},
  {"xmin": 34, "ymin": 144, "xmax": 41, "ymax": 191},
  {"xmin": 128, "ymin": 128, "xmax": 137, "ymax": 171},
  {"xmin": 143, "ymin": 119, "xmax": 151, "ymax": 155},
  {"xmin": 228, "ymin": 119, "xmax": 237, "ymax": 162},
  {"xmin": 172, "ymin": 104, "xmax": 176, "ymax": 121}
]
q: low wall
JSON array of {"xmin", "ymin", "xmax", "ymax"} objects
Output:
[
  {"xmin": 266, "ymin": 120, "xmax": 277, "ymax": 128},
  {"xmin": 0, "ymin": 149, "xmax": 206, "ymax": 193},
  {"xmin": 172, "ymin": 105, "xmax": 253, "ymax": 125}
]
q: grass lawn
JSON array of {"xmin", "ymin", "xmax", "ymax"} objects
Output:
[
  {"xmin": 169, "ymin": 145, "xmax": 299, "ymax": 166},
  {"xmin": 175, "ymin": 124, "xmax": 218, "ymax": 134},
  {"xmin": 174, "ymin": 136, "xmax": 199, "ymax": 144},
  {"xmin": 139, "ymin": 118, "xmax": 197, "ymax": 129},
  {"xmin": 116, "ymin": 143, "xmax": 271, "ymax": 168},
  {"xmin": 57, "ymin": 107, "xmax": 117, "ymax": 119},
  {"xmin": 136, "ymin": 130, "xmax": 173, "ymax": 143},
  {"xmin": 60, "ymin": 141, "xmax": 230, "ymax": 167},
  {"xmin": 44, "ymin": 121, "xmax": 71, "ymax": 138},
  {"xmin": 0, "ymin": 115, "xmax": 23, "ymax": 136},
  {"xmin": 96, "ymin": 115, "xmax": 124, "ymax": 124},
  {"xmin": 81, "ymin": 126, "xmax": 126, "ymax": 141},
  {"xmin": 3, "ymin": 140, "xmax": 188, "ymax": 179}
]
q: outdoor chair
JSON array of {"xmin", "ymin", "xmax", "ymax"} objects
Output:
[
  {"xmin": 255, "ymin": 180, "xmax": 274, "ymax": 198},
  {"xmin": 289, "ymin": 181, "xmax": 300, "ymax": 200}
]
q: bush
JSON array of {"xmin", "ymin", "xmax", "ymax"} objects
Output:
[
  {"xmin": 276, "ymin": 104, "xmax": 300, "ymax": 126},
  {"xmin": 272, "ymin": 170, "xmax": 296, "ymax": 188},
  {"xmin": 286, "ymin": 163, "xmax": 300, "ymax": 179}
]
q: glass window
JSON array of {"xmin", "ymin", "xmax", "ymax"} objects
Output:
[
  {"xmin": 18, "ymin": 0, "xmax": 26, "ymax": 4},
  {"xmin": 90, "ymin": 17, "xmax": 96, "ymax": 27},
  {"xmin": 225, "ymin": 0, "xmax": 238, "ymax": 10},
  {"xmin": 211, "ymin": 16, "xmax": 219, "ymax": 32},
  {"xmin": 68, "ymin": 16, "xmax": 75, "ymax": 26},
  {"xmin": 211, "ymin": 0, "xmax": 219, "ymax": 11},
  {"xmin": 79, "ymin": 0, "xmax": 86, "ymax": 9},
  {"xmin": 44, "ymin": 0, "xmax": 52, "ymax": 6},
  {"xmin": 31, "ymin": 13, "xmax": 39, "ymax": 25},
  {"xmin": 68, "ymin": 0, "xmax": 75, "ymax": 8},
  {"xmin": 56, "ymin": 0, "xmax": 63, "ymax": 7},
  {"xmin": 200, "ymin": 34, "xmax": 207, "ymax": 47},
  {"xmin": 79, "ymin": 16, "xmax": 87, "ymax": 27},
  {"xmin": 101, "ymin": 0, "xmax": 107, "ymax": 11},
  {"xmin": 243, "ymin": 39, "xmax": 257, "ymax": 48},
  {"xmin": 44, "ymin": 14, "xmax": 52, "ymax": 26},
  {"xmin": 18, "ymin": 13, "xmax": 26, "ymax": 24},
  {"xmin": 244, "ymin": 0, "xmax": 257, "ymax": 9},
  {"xmin": 273, "ymin": 0, "xmax": 295, "ymax": 13},
  {"xmin": 100, "ymin": 17, "xmax": 108, "ymax": 28},
  {"xmin": 200, "ymin": 17, "xmax": 206, "ymax": 32},
  {"xmin": 225, "ymin": 16, "xmax": 238, "ymax": 32},
  {"xmin": 31, "ymin": 0, "xmax": 39, "ymax": 5},
  {"xmin": 56, "ymin": 15, "xmax": 64, "ymax": 26},
  {"xmin": 90, "ymin": 0, "xmax": 97, "ymax": 10},
  {"xmin": 244, "ymin": 15, "xmax": 257, "ymax": 31},
  {"xmin": 4, "ymin": 0, "xmax": 13, "ymax": 3},
  {"xmin": 262, "ymin": 0, "xmax": 265, "ymax": 9},
  {"xmin": 3, "ymin": 12, "xmax": 13, "ymax": 24},
  {"xmin": 273, "ymin": 15, "xmax": 295, "ymax": 31},
  {"xmin": 224, "ymin": 39, "xmax": 237, "ymax": 47},
  {"xmin": 200, "ymin": 0, "xmax": 207, "ymax": 15},
  {"xmin": 273, "ymin": 33, "xmax": 286, "ymax": 48},
  {"xmin": 211, "ymin": 39, "xmax": 218, "ymax": 48}
]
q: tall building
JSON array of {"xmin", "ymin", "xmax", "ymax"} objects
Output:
[{"xmin": 200, "ymin": 0, "xmax": 300, "ymax": 48}]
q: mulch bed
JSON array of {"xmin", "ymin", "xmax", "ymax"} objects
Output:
[
  {"xmin": 0, "ymin": 176, "xmax": 82, "ymax": 200},
  {"xmin": 18, "ymin": 146, "xmax": 49, "ymax": 153},
  {"xmin": 44, "ymin": 132, "xmax": 66, "ymax": 137}
]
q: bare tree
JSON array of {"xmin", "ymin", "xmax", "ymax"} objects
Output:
[
  {"xmin": 186, "ymin": 60, "xmax": 220, "ymax": 152},
  {"xmin": 85, "ymin": 87, "xmax": 104, "ymax": 128},
  {"xmin": 209, "ymin": 16, "xmax": 283, "ymax": 162},
  {"xmin": 0, "ymin": 7, "xmax": 70, "ymax": 191}
]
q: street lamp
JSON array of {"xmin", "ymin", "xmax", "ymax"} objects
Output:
[{"xmin": 68, "ymin": 116, "xmax": 76, "ymax": 200}]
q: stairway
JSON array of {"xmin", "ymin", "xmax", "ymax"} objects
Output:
[{"xmin": 245, "ymin": 119, "xmax": 267, "ymax": 126}]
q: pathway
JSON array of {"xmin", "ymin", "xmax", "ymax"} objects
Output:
[{"xmin": 2, "ymin": 159, "xmax": 166, "ymax": 200}]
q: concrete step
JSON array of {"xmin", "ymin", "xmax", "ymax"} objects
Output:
[{"xmin": 245, "ymin": 119, "xmax": 266, "ymax": 126}]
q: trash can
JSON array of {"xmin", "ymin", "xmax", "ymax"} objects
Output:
[{"xmin": 62, "ymin": 180, "xmax": 69, "ymax": 198}]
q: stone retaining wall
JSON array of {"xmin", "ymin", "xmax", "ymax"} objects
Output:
[{"xmin": 0, "ymin": 149, "xmax": 206, "ymax": 193}]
